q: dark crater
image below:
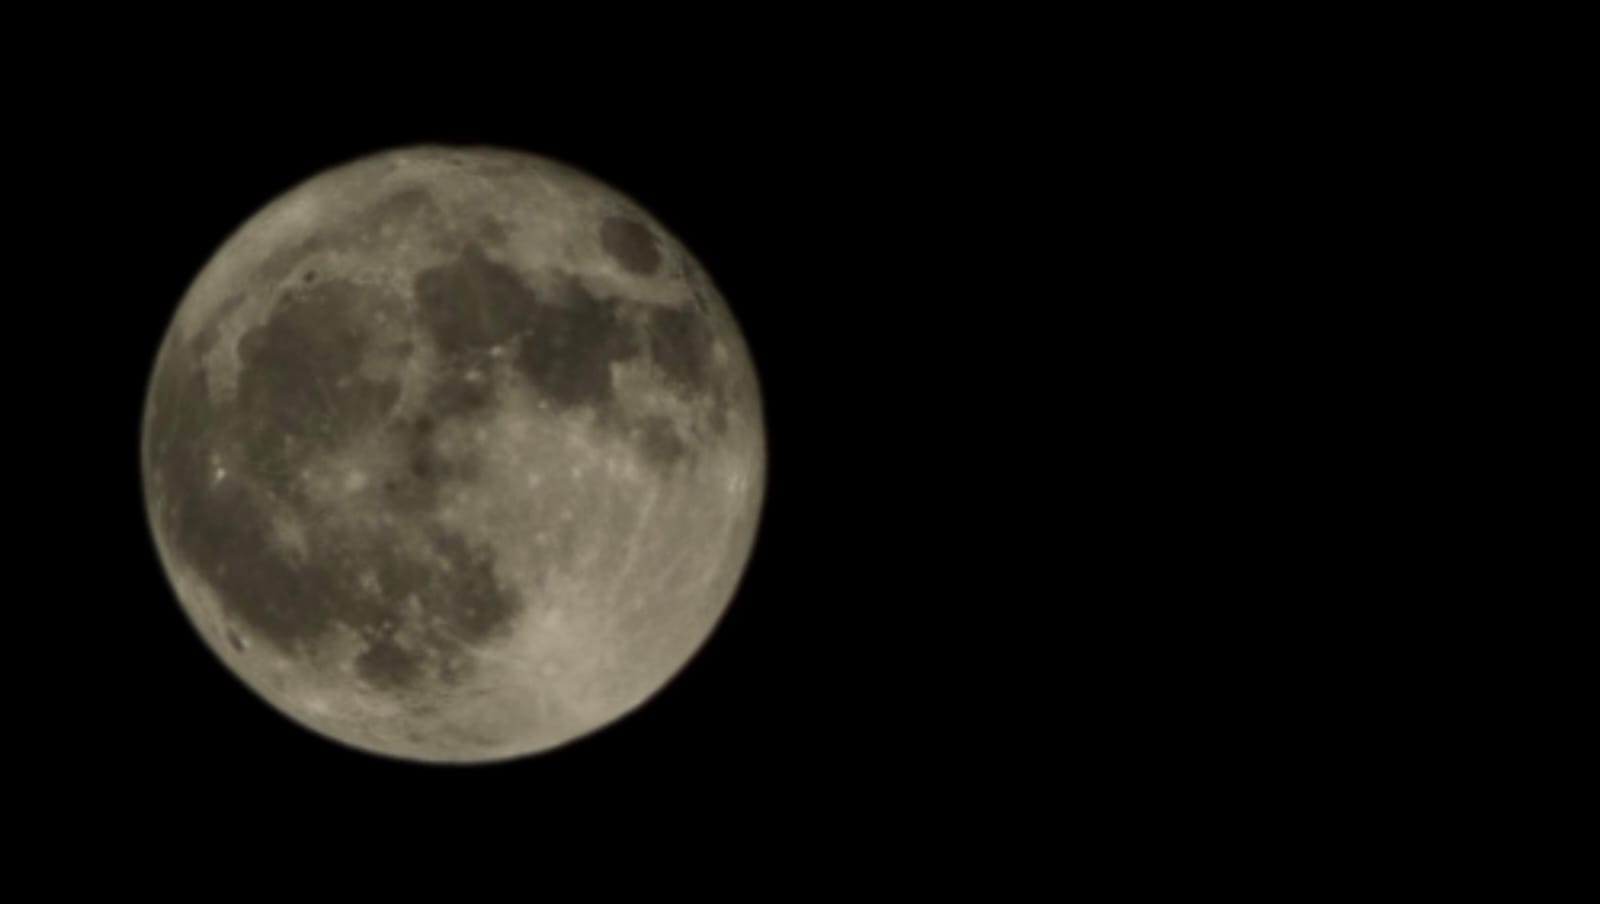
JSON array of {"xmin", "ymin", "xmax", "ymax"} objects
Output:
[
  {"xmin": 415, "ymin": 244, "xmax": 540, "ymax": 355},
  {"xmin": 376, "ymin": 414, "xmax": 477, "ymax": 512},
  {"xmin": 412, "ymin": 249, "xmax": 642, "ymax": 412},
  {"xmin": 146, "ymin": 285, "xmax": 517, "ymax": 696},
  {"xmin": 149, "ymin": 387, "xmax": 520, "ymax": 695},
  {"xmin": 410, "ymin": 243, "xmax": 738, "ymax": 466},
  {"xmin": 232, "ymin": 279, "xmax": 405, "ymax": 483},
  {"xmin": 600, "ymin": 216, "xmax": 662, "ymax": 275}
]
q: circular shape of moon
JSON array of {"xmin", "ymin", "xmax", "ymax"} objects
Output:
[{"xmin": 141, "ymin": 146, "xmax": 765, "ymax": 763}]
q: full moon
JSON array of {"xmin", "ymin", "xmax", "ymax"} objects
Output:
[{"xmin": 141, "ymin": 146, "xmax": 766, "ymax": 763}]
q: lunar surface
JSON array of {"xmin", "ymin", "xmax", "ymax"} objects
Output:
[{"xmin": 141, "ymin": 146, "xmax": 765, "ymax": 763}]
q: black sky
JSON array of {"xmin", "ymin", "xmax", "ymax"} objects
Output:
[{"xmin": 10, "ymin": 62, "xmax": 1025, "ymax": 838}]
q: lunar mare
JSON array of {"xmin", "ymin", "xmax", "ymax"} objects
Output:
[{"xmin": 141, "ymin": 146, "xmax": 765, "ymax": 762}]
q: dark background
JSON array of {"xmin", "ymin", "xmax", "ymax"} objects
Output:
[
  {"xmin": 14, "ymin": 60, "xmax": 1030, "ymax": 839},
  {"xmin": 9, "ymin": 16, "xmax": 1434, "ymax": 874},
  {"xmin": 6, "ymin": 16, "xmax": 1537, "ymax": 878}
]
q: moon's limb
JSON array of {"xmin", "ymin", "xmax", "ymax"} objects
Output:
[{"xmin": 142, "ymin": 145, "xmax": 765, "ymax": 762}]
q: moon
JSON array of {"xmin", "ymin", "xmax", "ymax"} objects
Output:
[{"xmin": 141, "ymin": 145, "xmax": 766, "ymax": 763}]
